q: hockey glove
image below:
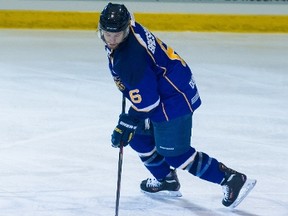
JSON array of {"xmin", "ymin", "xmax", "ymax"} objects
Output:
[{"xmin": 111, "ymin": 114, "xmax": 138, "ymax": 148}]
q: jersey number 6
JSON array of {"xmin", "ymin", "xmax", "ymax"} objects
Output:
[{"xmin": 129, "ymin": 89, "xmax": 142, "ymax": 104}]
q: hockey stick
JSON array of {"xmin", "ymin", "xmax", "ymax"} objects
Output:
[{"xmin": 115, "ymin": 95, "xmax": 126, "ymax": 216}]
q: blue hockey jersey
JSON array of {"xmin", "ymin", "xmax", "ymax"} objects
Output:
[{"xmin": 105, "ymin": 21, "xmax": 201, "ymax": 122}]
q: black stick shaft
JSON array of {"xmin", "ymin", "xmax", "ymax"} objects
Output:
[{"xmin": 115, "ymin": 95, "xmax": 126, "ymax": 216}]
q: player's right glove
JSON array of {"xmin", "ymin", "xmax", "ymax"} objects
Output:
[{"xmin": 111, "ymin": 114, "xmax": 138, "ymax": 148}]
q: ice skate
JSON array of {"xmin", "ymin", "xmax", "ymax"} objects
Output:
[
  {"xmin": 140, "ymin": 169, "xmax": 182, "ymax": 197},
  {"xmin": 220, "ymin": 163, "xmax": 256, "ymax": 208}
]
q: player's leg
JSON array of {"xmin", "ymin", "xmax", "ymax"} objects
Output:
[
  {"xmin": 129, "ymin": 120, "xmax": 181, "ymax": 195},
  {"xmin": 166, "ymin": 151, "xmax": 249, "ymax": 207},
  {"xmin": 153, "ymin": 113, "xmax": 251, "ymax": 206}
]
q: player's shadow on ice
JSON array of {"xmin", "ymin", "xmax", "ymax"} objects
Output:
[
  {"xmin": 142, "ymin": 194, "xmax": 222, "ymax": 216},
  {"xmin": 141, "ymin": 194, "xmax": 261, "ymax": 216}
]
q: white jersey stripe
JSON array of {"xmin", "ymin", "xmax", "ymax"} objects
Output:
[{"xmin": 132, "ymin": 98, "xmax": 160, "ymax": 112}]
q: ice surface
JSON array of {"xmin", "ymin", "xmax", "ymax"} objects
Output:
[{"xmin": 0, "ymin": 30, "xmax": 288, "ymax": 216}]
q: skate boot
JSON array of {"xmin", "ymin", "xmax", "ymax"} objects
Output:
[
  {"xmin": 140, "ymin": 169, "xmax": 182, "ymax": 197},
  {"xmin": 220, "ymin": 163, "xmax": 247, "ymax": 207}
]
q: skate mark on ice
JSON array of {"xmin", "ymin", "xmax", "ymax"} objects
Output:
[
  {"xmin": 0, "ymin": 189, "xmax": 95, "ymax": 215},
  {"xmin": 95, "ymin": 195, "xmax": 156, "ymax": 211}
]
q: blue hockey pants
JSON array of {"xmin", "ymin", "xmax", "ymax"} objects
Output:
[{"xmin": 129, "ymin": 114, "xmax": 224, "ymax": 183}]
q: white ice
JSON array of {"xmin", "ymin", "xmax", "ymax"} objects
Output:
[{"xmin": 0, "ymin": 29, "xmax": 288, "ymax": 216}]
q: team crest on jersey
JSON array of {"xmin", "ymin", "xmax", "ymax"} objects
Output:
[{"xmin": 113, "ymin": 77, "xmax": 125, "ymax": 91}]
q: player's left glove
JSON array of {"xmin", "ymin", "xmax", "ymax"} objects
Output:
[{"xmin": 111, "ymin": 114, "xmax": 138, "ymax": 148}]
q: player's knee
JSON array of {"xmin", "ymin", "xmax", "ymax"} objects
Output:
[
  {"xmin": 184, "ymin": 152, "xmax": 212, "ymax": 177},
  {"xmin": 139, "ymin": 147, "xmax": 165, "ymax": 167},
  {"xmin": 164, "ymin": 147, "xmax": 196, "ymax": 168},
  {"xmin": 165, "ymin": 150, "xmax": 213, "ymax": 178}
]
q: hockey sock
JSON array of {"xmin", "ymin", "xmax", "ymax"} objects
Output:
[
  {"xmin": 185, "ymin": 152, "xmax": 224, "ymax": 184},
  {"xmin": 139, "ymin": 147, "xmax": 171, "ymax": 180},
  {"xmin": 165, "ymin": 148, "xmax": 224, "ymax": 184}
]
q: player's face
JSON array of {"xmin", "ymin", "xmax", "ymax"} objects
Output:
[{"xmin": 102, "ymin": 31, "xmax": 125, "ymax": 49}]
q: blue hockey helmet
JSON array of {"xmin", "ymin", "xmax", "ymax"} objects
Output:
[{"xmin": 99, "ymin": 3, "xmax": 131, "ymax": 32}]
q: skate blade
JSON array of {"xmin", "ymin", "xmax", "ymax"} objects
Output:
[
  {"xmin": 141, "ymin": 189, "xmax": 182, "ymax": 198},
  {"xmin": 230, "ymin": 178, "xmax": 257, "ymax": 209}
]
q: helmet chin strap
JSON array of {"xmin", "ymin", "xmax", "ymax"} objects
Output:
[
  {"xmin": 97, "ymin": 28, "xmax": 105, "ymax": 42},
  {"xmin": 122, "ymin": 26, "xmax": 130, "ymax": 41}
]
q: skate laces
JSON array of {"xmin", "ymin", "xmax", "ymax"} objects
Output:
[
  {"xmin": 146, "ymin": 178, "xmax": 162, "ymax": 188},
  {"xmin": 222, "ymin": 184, "xmax": 230, "ymax": 201},
  {"xmin": 222, "ymin": 174, "xmax": 234, "ymax": 201}
]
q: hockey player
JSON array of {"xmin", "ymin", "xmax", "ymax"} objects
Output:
[{"xmin": 98, "ymin": 2, "xmax": 256, "ymax": 208}]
